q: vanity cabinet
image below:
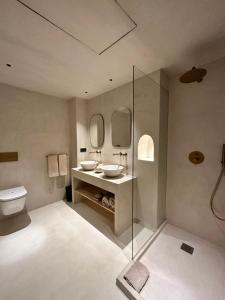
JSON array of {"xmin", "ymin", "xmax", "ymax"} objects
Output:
[{"xmin": 71, "ymin": 168, "xmax": 134, "ymax": 236}]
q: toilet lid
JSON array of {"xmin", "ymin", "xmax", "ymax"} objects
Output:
[{"xmin": 0, "ymin": 186, "xmax": 27, "ymax": 202}]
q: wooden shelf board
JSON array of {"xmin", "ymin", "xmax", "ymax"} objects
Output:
[{"xmin": 75, "ymin": 187, "xmax": 115, "ymax": 215}]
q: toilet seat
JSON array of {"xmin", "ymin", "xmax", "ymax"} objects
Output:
[{"xmin": 0, "ymin": 186, "xmax": 27, "ymax": 202}]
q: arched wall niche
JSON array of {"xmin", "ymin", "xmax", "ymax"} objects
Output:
[{"xmin": 138, "ymin": 134, "xmax": 154, "ymax": 161}]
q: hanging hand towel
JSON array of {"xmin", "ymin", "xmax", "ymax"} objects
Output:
[
  {"xmin": 58, "ymin": 154, "xmax": 68, "ymax": 176},
  {"xmin": 47, "ymin": 155, "xmax": 59, "ymax": 177}
]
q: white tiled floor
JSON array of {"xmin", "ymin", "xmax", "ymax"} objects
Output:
[
  {"xmin": 0, "ymin": 201, "xmax": 128, "ymax": 300},
  {"xmin": 140, "ymin": 224, "xmax": 225, "ymax": 300}
]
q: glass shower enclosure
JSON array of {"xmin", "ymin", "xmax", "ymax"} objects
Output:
[{"xmin": 131, "ymin": 66, "xmax": 169, "ymax": 258}]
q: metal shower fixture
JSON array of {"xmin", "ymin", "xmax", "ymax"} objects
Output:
[{"xmin": 180, "ymin": 66, "xmax": 207, "ymax": 83}]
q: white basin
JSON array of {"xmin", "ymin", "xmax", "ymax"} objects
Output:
[
  {"xmin": 101, "ymin": 164, "xmax": 124, "ymax": 177},
  {"xmin": 80, "ymin": 160, "xmax": 98, "ymax": 171}
]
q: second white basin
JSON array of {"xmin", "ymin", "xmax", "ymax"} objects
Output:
[
  {"xmin": 101, "ymin": 164, "xmax": 124, "ymax": 177},
  {"xmin": 80, "ymin": 160, "xmax": 98, "ymax": 171}
]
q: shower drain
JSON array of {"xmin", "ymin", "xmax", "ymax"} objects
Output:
[{"xmin": 181, "ymin": 243, "xmax": 194, "ymax": 254}]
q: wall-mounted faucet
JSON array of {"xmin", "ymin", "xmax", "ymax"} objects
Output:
[
  {"xmin": 113, "ymin": 152, "xmax": 127, "ymax": 157},
  {"xmin": 89, "ymin": 150, "xmax": 101, "ymax": 154},
  {"xmin": 113, "ymin": 152, "xmax": 128, "ymax": 174},
  {"xmin": 113, "ymin": 152, "xmax": 123, "ymax": 156},
  {"xmin": 89, "ymin": 150, "xmax": 102, "ymax": 164}
]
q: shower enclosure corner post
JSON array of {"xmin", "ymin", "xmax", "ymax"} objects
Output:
[{"xmin": 131, "ymin": 65, "xmax": 135, "ymax": 260}]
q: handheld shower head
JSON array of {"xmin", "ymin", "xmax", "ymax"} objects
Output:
[{"xmin": 210, "ymin": 144, "xmax": 225, "ymax": 221}]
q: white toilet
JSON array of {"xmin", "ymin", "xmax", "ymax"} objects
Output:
[{"xmin": 0, "ymin": 186, "xmax": 27, "ymax": 216}]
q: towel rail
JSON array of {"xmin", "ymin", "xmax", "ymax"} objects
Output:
[{"xmin": 46, "ymin": 153, "xmax": 69, "ymax": 158}]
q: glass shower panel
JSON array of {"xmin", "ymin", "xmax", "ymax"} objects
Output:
[{"xmin": 132, "ymin": 66, "xmax": 165, "ymax": 258}]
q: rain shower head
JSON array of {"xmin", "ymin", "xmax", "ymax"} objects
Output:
[{"xmin": 179, "ymin": 66, "xmax": 207, "ymax": 83}]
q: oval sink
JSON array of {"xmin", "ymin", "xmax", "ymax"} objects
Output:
[
  {"xmin": 101, "ymin": 164, "xmax": 124, "ymax": 178},
  {"xmin": 80, "ymin": 160, "xmax": 98, "ymax": 171}
]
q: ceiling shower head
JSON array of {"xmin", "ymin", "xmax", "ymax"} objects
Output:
[{"xmin": 179, "ymin": 66, "xmax": 207, "ymax": 83}]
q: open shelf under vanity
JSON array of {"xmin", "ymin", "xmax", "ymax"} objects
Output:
[
  {"xmin": 75, "ymin": 184, "xmax": 115, "ymax": 215},
  {"xmin": 71, "ymin": 167, "xmax": 134, "ymax": 236}
]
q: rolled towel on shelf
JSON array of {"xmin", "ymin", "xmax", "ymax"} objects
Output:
[
  {"xmin": 47, "ymin": 154, "xmax": 59, "ymax": 177},
  {"xmin": 108, "ymin": 197, "xmax": 115, "ymax": 210},
  {"xmin": 58, "ymin": 154, "xmax": 68, "ymax": 176},
  {"xmin": 94, "ymin": 192, "xmax": 103, "ymax": 201},
  {"xmin": 102, "ymin": 196, "xmax": 110, "ymax": 208}
]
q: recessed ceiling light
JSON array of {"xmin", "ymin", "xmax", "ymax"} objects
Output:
[{"xmin": 6, "ymin": 63, "xmax": 12, "ymax": 67}]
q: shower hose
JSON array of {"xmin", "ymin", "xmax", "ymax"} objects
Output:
[{"xmin": 210, "ymin": 165, "xmax": 225, "ymax": 221}]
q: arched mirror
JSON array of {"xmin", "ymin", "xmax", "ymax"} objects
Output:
[
  {"xmin": 90, "ymin": 114, "xmax": 104, "ymax": 148},
  {"xmin": 111, "ymin": 107, "xmax": 131, "ymax": 147}
]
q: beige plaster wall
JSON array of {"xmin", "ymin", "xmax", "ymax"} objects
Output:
[
  {"xmin": 68, "ymin": 98, "xmax": 77, "ymax": 168},
  {"xmin": 0, "ymin": 83, "xmax": 70, "ymax": 213},
  {"xmin": 133, "ymin": 70, "xmax": 169, "ymax": 230},
  {"xmin": 75, "ymin": 98, "xmax": 89, "ymax": 165},
  {"xmin": 86, "ymin": 82, "xmax": 133, "ymax": 172},
  {"xmin": 167, "ymin": 57, "xmax": 225, "ymax": 247}
]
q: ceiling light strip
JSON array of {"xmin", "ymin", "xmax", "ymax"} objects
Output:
[{"xmin": 15, "ymin": 0, "xmax": 137, "ymax": 55}]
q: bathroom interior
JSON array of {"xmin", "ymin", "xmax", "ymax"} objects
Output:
[{"xmin": 0, "ymin": 1, "xmax": 225, "ymax": 300}]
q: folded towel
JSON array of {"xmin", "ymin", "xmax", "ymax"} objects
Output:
[
  {"xmin": 124, "ymin": 262, "xmax": 149, "ymax": 293},
  {"xmin": 58, "ymin": 154, "xmax": 68, "ymax": 176},
  {"xmin": 47, "ymin": 155, "xmax": 59, "ymax": 177}
]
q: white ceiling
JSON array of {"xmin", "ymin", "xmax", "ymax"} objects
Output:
[
  {"xmin": 19, "ymin": 0, "xmax": 137, "ymax": 54},
  {"xmin": 0, "ymin": 0, "xmax": 225, "ymax": 99}
]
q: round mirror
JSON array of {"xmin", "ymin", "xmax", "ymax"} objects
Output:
[
  {"xmin": 111, "ymin": 107, "xmax": 131, "ymax": 147},
  {"xmin": 90, "ymin": 114, "xmax": 104, "ymax": 148}
]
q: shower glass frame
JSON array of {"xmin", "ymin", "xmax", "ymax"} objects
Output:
[{"xmin": 131, "ymin": 66, "xmax": 162, "ymax": 259}]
